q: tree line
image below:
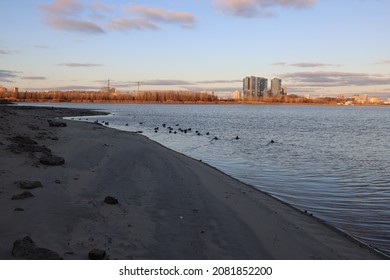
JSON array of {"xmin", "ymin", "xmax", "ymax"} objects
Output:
[{"xmin": 0, "ymin": 90, "xmax": 219, "ymax": 103}]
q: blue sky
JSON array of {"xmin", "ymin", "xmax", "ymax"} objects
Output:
[{"xmin": 1, "ymin": 0, "xmax": 390, "ymax": 97}]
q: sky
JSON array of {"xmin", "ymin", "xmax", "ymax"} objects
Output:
[{"xmin": 1, "ymin": 0, "xmax": 390, "ymax": 98}]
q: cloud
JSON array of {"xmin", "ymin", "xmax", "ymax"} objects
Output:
[
  {"xmin": 271, "ymin": 62, "xmax": 288, "ymax": 66},
  {"xmin": 21, "ymin": 76, "xmax": 47, "ymax": 80},
  {"xmin": 0, "ymin": 69, "xmax": 18, "ymax": 82},
  {"xmin": 59, "ymin": 63, "xmax": 103, "ymax": 67},
  {"xmin": 42, "ymin": 85, "xmax": 100, "ymax": 91},
  {"xmin": 272, "ymin": 61, "xmax": 339, "ymax": 67},
  {"xmin": 281, "ymin": 71, "xmax": 390, "ymax": 87},
  {"xmin": 125, "ymin": 5, "xmax": 197, "ymax": 29},
  {"xmin": 38, "ymin": 1, "xmax": 196, "ymax": 34},
  {"xmin": 213, "ymin": 0, "xmax": 316, "ymax": 17},
  {"xmin": 38, "ymin": 0, "xmax": 83, "ymax": 15},
  {"xmin": 38, "ymin": 0, "xmax": 105, "ymax": 34},
  {"xmin": 46, "ymin": 17, "xmax": 105, "ymax": 34},
  {"xmin": 290, "ymin": 62, "xmax": 338, "ymax": 68},
  {"xmin": 108, "ymin": 18, "xmax": 159, "ymax": 31},
  {"xmin": 0, "ymin": 50, "xmax": 12, "ymax": 55}
]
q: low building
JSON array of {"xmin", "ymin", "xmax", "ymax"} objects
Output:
[
  {"xmin": 233, "ymin": 90, "xmax": 241, "ymax": 100},
  {"xmin": 281, "ymin": 86, "xmax": 287, "ymax": 95}
]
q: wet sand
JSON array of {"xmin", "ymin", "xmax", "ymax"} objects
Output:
[{"xmin": 0, "ymin": 105, "xmax": 386, "ymax": 259}]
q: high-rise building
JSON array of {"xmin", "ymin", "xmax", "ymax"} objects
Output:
[
  {"xmin": 271, "ymin": 78, "xmax": 282, "ymax": 96},
  {"xmin": 243, "ymin": 76, "xmax": 268, "ymax": 98}
]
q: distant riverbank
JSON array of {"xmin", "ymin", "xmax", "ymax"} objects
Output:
[{"xmin": 2, "ymin": 89, "xmax": 387, "ymax": 105}]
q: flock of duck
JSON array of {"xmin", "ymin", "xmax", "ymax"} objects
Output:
[
  {"xmin": 150, "ymin": 123, "xmax": 234, "ymax": 141},
  {"xmin": 76, "ymin": 117, "xmax": 276, "ymax": 144}
]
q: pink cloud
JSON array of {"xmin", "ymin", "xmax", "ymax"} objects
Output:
[
  {"xmin": 125, "ymin": 5, "xmax": 196, "ymax": 28},
  {"xmin": 38, "ymin": 0, "xmax": 105, "ymax": 34},
  {"xmin": 38, "ymin": 0, "xmax": 83, "ymax": 15},
  {"xmin": 47, "ymin": 17, "xmax": 104, "ymax": 34}
]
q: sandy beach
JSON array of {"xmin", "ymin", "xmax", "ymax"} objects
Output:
[{"xmin": 0, "ymin": 104, "xmax": 386, "ymax": 260}]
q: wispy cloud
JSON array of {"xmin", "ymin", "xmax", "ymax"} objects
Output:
[
  {"xmin": 125, "ymin": 5, "xmax": 197, "ymax": 29},
  {"xmin": 282, "ymin": 71, "xmax": 390, "ymax": 87},
  {"xmin": 38, "ymin": 0, "xmax": 105, "ymax": 34},
  {"xmin": 46, "ymin": 17, "xmax": 105, "ymax": 34},
  {"xmin": 59, "ymin": 63, "xmax": 103, "ymax": 67},
  {"xmin": 213, "ymin": 0, "xmax": 316, "ymax": 18},
  {"xmin": 38, "ymin": 1, "xmax": 196, "ymax": 34},
  {"xmin": 108, "ymin": 18, "xmax": 159, "ymax": 31},
  {"xmin": 290, "ymin": 62, "xmax": 338, "ymax": 68},
  {"xmin": 40, "ymin": 85, "xmax": 100, "ymax": 91},
  {"xmin": 0, "ymin": 69, "xmax": 18, "ymax": 83},
  {"xmin": 271, "ymin": 62, "xmax": 288, "ymax": 66},
  {"xmin": 21, "ymin": 76, "xmax": 47, "ymax": 80},
  {"xmin": 272, "ymin": 61, "xmax": 339, "ymax": 67},
  {"xmin": 38, "ymin": 0, "xmax": 83, "ymax": 15}
]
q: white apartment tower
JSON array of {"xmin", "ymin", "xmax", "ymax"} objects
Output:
[{"xmin": 271, "ymin": 78, "xmax": 282, "ymax": 96}]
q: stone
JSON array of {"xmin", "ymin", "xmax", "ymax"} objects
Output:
[
  {"xmin": 12, "ymin": 236, "xmax": 62, "ymax": 260},
  {"xmin": 88, "ymin": 249, "xmax": 106, "ymax": 260},
  {"xmin": 14, "ymin": 208, "xmax": 25, "ymax": 211},
  {"xmin": 104, "ymin": 196, "xmax": 118, "ymax": 205},
  {"xmin": 40, "ymin": 154, "xmax": 65, "ymax": 166},
  {"xmin": 17, "ymin": 180, "xmax": 43, "ymax": 189},
  {"xmin": 48, "ymin": 120, "xmax": 67, "ymax": 127},
  {"xmin": 11, "ymin": 191, "xmax": 34, "ymax": 200}
]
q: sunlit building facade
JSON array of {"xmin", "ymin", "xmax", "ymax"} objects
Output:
[{"xmin": 270, "ymin": 78, "xmax": 282, "ymax": 96}]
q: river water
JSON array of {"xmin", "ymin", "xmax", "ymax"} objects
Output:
[{"xmin": 23, "ymin": 103, "xmax": 390, "ymax": 256}]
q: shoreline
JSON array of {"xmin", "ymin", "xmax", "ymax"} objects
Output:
[
  {"xmin": 0, "ymin": 105, "xmax": 387, "ymax": 259},
  {"xmin": 6, "ymin": 99, "xmax": 390, "ymax": 107}
]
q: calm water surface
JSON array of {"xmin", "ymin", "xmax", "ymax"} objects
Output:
[{"xmin": 24, "ymin": 103, "xmax": 390, "ymax": 256}]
